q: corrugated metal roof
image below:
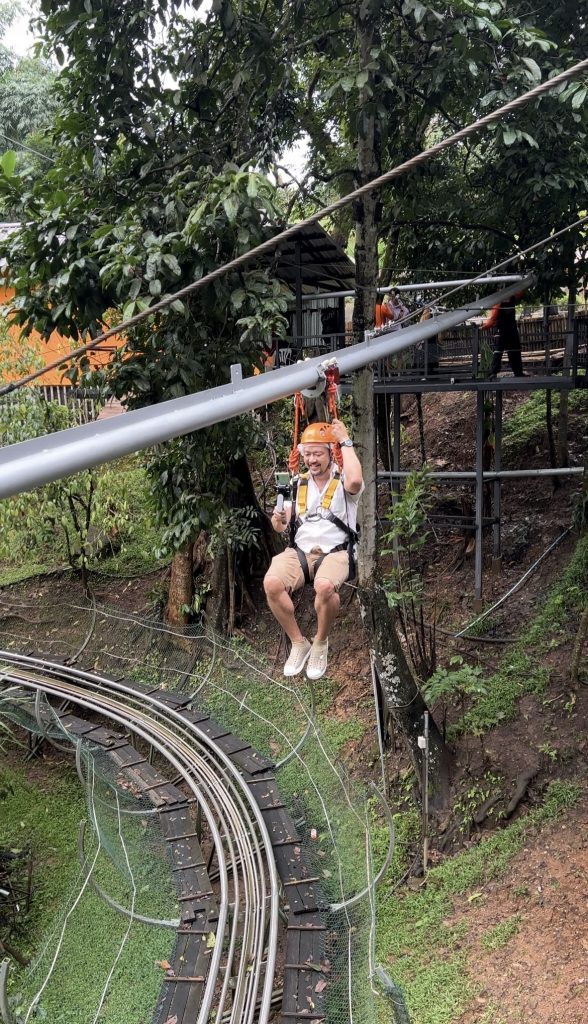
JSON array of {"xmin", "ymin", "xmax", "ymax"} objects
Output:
[{"xmin": 271, "ymin": 223, "xmax": 355, "ymax": 293}]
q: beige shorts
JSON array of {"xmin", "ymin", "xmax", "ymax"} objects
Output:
[{"xmin": 265, "ymin": 547, "xmax": 350, "ymax": 593}]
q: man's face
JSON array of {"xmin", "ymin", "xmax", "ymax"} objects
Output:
[{"xmin": 303, "ymin": 445, "xmax": 331, "ymax": 477}]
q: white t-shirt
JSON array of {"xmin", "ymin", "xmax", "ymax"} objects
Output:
[{"xmin": 294, "ymin": 471, "xmax": 364, "ymax": 554}]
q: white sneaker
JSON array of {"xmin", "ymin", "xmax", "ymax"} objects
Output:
[
  {"xmin": 284, "ymin": 638, "xmax": 311, "ymax": 677},
  {"xmin": 306, "ymin": 639, "xmax": 328, "ymax": 680}
]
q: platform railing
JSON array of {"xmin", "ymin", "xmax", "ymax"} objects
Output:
[
  {"xmin": 274, "ymin": 331, "xmax": 351, "ymax": 366},
  {"xmin": 374, "ymin": 313, "xmax": 579, "ymax": 384}
]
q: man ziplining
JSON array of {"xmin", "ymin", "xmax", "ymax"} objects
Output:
[{"xmin": 264, "ymin": 418, "xmax": 364, "ymax": 680}]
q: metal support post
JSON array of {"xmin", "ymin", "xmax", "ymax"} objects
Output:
[
  {"xmin": 474, "ymin": 391, "xmax": 485, "ymax": 609},
  {"xmin": 492, "ymin": 390, "xmax": 502, "ymax": 570},
  {"xmin": 421, "ymin": 712, "xmax": 429, "ymax": 873},
  {"xmin": 543, "ymin": 305, "xmax": 551, "ymax": 374},
  {"xmin": 294, "ymin": 239, "xmax": 303, "ymax": 351},
  {"xmin": 392, "ymin": 394, "xmax": 402, "ymax": 565},
  {"xmin": 393, "ymin": 394, "xmax": 401, "ymax": 482},
  {"xmin": 472, "ymin": 324, "xmax": 479, "ymax": 376}
]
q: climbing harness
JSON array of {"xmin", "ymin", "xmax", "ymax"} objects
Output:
[{"xmin": 284, "ymin": 361, "xmax": 358, "ymax": 585}]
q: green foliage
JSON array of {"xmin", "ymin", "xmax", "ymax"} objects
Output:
[
  {"xmin": 503, "ymin": 388, "xmax": 588, "ymax": 456},
  {"xmin": 425, "ymin": 655, "xmax": 487, "ymax": 740},
  {"xmin": 424, "ymin": 656, "xmax": 486, "ymax": 706},
  {"xmin": 0, "ymin": 2, "xmax": 296, "ymax": 569},
  {"xmin": 453, "ymin": 771, "xmax": 503, "ymax": 828},
  {"xmin": 458, "ymin": 533, "xmax": 588, "ymax": 734},
  {"xmin": 0, "ymin": 56, "xmax": 57, "ymax": 146},
  {"xmin": 295, "ymin": 0, "xmax": 588, "ymax": 299},
  {"xmin": 0, "ymin": 381, "xmax": 159, "ymax": 575},
  {"xmin": 480, "ymin": 914, "xmax": 521, "ymax": 951},
  {"xmin": 208, "ymin": 506, "xmax": 260, "ymax": 557},
  {"xmin": 382, "ymin": 466, "xmax": 436, "ymax": 678},
  {"xmin": 0, "ymin": 757, "xmax": 175, "ymax": 1023}
]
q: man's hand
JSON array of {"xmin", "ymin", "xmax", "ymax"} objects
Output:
[
  {"xmin": 271, "ymin": 505, "xmax": 288, "ymax": 532},
  {"xmin": 330, "ymin": 418, "xmax": 350, "ymax": 445}
]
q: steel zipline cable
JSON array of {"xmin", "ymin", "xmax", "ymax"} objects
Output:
[
  {"xmin": 0, "ymin": 132, "xmax": 56, "ymax": 163},
  {"xmin": 1, "ymin": 55, "xmax": 587, "ymax": 399}
]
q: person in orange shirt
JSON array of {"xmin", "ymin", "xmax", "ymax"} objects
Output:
[
  {"xmin": 375, "ymin": 297, "xmax": 394, "ymax": 328},
  {"xmin": 481, "ymin": 293, "xmax": 525, "ymax": 378}
]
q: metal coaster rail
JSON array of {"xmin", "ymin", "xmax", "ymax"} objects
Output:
[
  {"xmin": 0, "ymin": 649, "xmax": 280, "ymax": 1024},
  {"xmin": 1, "ymin": 639, "xmax": 397, "ymax": 1022}
]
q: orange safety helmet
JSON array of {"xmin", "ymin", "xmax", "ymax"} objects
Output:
[{"xmin": 299, "ymin": 422, "xmax": 336, "ymax": 446}]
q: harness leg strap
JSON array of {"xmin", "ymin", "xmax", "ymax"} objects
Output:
[{"xmin": 295, "ymin": 547, "xmax": 311, "ymax": 586}]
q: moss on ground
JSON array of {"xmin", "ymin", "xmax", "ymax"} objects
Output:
[
  {"xmin": 0, "ymin": 756, "xmax": 176, "ymax": 1024},
  {"xmin": 503, "ymin": 387, "xmax": 588, "ymax": 456},
  {"xmin": 374, "ymin": 780, "xmax": 581, "ymax": 1024},
  {"xmin": 457, "ymin": 532, "xmax": 588, "ymax": 734}
]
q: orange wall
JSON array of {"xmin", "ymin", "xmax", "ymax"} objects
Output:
[{"xmin": 0, "ymin": 285, "xmax": 120, "ymax": 385}]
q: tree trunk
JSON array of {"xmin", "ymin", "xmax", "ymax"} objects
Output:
[
  {"xmin": 202, "ymin": 455, "xmax": 282, "ymax": 634},
  {"xmin": 165, "ymin": 542, "xmax": 194, "ymax": 626},
  {"xmin": 351, "ymin": 3, "xmax": 451, "ymax": 807},
  {"xmin": 359, "ymin": 583, "xmax": 450, "ymax": 806},
  {"xmin": 230, "ymin": 454, "xmax": 282, "ymax": 576}
]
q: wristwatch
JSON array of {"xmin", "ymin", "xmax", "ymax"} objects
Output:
[{"xmin": 340, "ymin": 439, "xmax": 354, "ymax": 448}]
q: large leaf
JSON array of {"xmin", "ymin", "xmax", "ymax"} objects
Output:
[{"xmin": 1, "ymin": 150, "xmax": 17, "ymax": 178}]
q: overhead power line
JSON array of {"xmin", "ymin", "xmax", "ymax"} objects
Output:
[{"xmin": 1, "ymin": 55, "xmax": 587, "ymax": 398}]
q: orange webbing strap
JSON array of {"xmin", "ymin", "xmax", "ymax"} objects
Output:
[
  {"xmin": 324, "ymin": 364, "xmax": 343, "ymax": 469},
  {"xmin": 288, "ymin": 391, "xmax": 305, "ymax": 475}
]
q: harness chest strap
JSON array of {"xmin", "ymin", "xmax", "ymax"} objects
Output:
[
  {"xmin": 296, "ymin": 471, "xmax": 341, "ymax": 517},
  {"xmin": 288, "ymin": 471, "xmax": 359, "ymax": 585}
]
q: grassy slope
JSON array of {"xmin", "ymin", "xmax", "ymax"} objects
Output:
[
  {"xmin": 1, "ymin": 758, "xmax": 176, "ymax": 1024},
  {"xmin": 374, "ymin": 781, "xmax": 581, "ymax": 1024},
  {"xmin": 502, "ymin": 387, "xmax": 588, "ymax": 457},
  {"xmin": 458, "ymin": 532, "xmax": 588, "ymax": 734}
]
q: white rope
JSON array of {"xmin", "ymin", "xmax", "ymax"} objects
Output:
[
  {"xmin": 25, "ymin": 762, "xmax": 102, "ymax": 1023},
  {"xmin": 91, "ymin": 790, "xmax": 137, "ymax": 1024}
]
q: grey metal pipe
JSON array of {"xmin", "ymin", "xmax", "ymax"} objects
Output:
[
  {"xmin": 379, "ymin": 467, "xmax": 584, "ymax": 481},
  {"xmin": 0, "ymin": 276, "xmax": 533, "ymax": 500},
  {"xmin": 300, "ymin": 276, "xmax": 524, "ymax": 300}
]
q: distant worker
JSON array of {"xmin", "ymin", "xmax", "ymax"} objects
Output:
[
  {"xmin": 482, "ymin": 295, "xmax": 525, "ymax": 378},
  {"xmin": 264, "ymin": 420, "xmax": 364, "ymax": 680},
  {"xmin": 375, "ymin": 297, "xmax": 394, "ymax": 328}
]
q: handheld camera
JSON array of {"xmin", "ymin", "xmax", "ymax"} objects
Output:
[{"xmin": 274, "ymin": 471, "xmax": 291, "ymax": 513}]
